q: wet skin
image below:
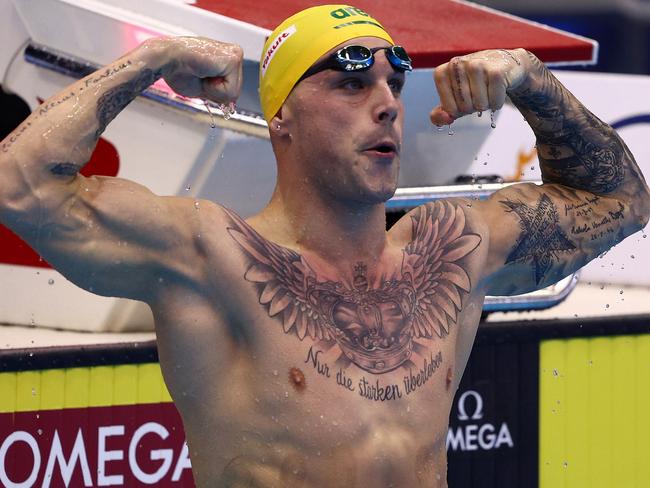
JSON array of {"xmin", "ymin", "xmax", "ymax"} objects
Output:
[
  {"xmin": 152, "ymin": 200, "xmax": 488, "ymax": 488},
  {"xmin": 0, "ymin": 34, "xmax": 648, "ymax": 488},
  {"xmin": 152, "ymin": 41, "xmax": 488, "ymax": 486}
]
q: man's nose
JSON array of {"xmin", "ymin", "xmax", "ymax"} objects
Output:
[{"xmin": 373, "ymin": 83, "xmax": 400, "ymax": 124}]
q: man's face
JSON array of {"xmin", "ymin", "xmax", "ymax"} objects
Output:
[{"xmin": 281, "ymin": 37, "xmax": 406, "ymax": 205}]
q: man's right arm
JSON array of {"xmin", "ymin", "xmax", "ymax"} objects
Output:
[{"xmin": 0, "ymin": 37, "xmax": 242, "ymax": 302}]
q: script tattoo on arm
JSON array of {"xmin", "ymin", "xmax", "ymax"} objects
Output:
[
  {"xmin": 495, "ymin": 183, "xmax": 632, "ymax": 291},
  {"xmin": 95, "ymin": 68, "xmax": 161, "ymax": 138},
  {"xmin": 224, "ymin": 202, "xmax": 480, "ymax": 401},
  {"xmin": 508, "ymin": 53, "xmax": 644, "ymax": 195}
]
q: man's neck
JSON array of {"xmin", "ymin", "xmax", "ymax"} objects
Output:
[{"xmin": 248, "ymin": 183, "xmax": 389, "ymax": 268}]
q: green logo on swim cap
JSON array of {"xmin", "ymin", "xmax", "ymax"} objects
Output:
[{"xmin": 330, "ymin": 7, "xmax": 370, "ymax": 19}]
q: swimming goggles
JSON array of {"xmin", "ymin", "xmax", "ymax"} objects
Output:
[{"xmin": 299, "ymin": 45, "xmax": 413, "ymax": 82}]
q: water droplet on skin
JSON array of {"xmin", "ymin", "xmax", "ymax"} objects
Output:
[{"xmin": 273, "ymin": 370, "xmax": 278, "ymax": 376}]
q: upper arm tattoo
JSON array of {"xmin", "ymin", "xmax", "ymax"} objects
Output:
[
  {"xmin": 224, "ymin": 202, "xmax": 480, "ymax": 384},
  {"xmin": 49, "ymin": 162, "xmax": 81, "ymax": 176},
  {"xmin": 500, "ymin": 194, "xmax": 576, "ymax": 285}
]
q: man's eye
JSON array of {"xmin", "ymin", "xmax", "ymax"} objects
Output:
[
  {"xmin": 341, "ymin": 78, "xmax": 364, "ymax": 90},
  {"xmin": 389, "ymin": 78, "xmax": 404, "ymax": 94}
]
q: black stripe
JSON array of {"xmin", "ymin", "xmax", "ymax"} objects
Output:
[{"xmin": 0, "ymin": 340, "xmax": 158, "ymax": 372}]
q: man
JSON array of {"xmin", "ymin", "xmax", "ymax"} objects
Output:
[{"xmin": 1, "ymin": 4, "xmax": 648, "ymax": 487}]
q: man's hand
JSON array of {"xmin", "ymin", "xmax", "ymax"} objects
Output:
[
  {"xmin": 157, "ymin": 36, "xmax": 243, "ymax": 104},
  {"xmin": 429, "ymin": 48, "xmax": 530, "ymax": 126}
]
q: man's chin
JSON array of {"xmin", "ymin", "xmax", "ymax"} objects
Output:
[{"xmin": 357, "ymin": 183, "xmax": 398, "ymax": 205}]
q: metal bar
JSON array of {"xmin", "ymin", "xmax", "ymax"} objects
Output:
[{"xmin": 24, "ymin": 43, "xmax": 269, "ymax": 138}]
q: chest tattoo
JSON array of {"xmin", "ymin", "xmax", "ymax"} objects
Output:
[{"xmin": 225, "ymin": 202, "xmax": 481, "ymax": 376}]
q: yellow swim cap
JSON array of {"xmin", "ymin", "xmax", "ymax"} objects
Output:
[{"xmin": 259, "ymin": 4, "xmax": 394, "ymax": 122}]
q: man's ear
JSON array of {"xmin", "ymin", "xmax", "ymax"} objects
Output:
[{"xmin": 270, "ymin": 106, "xmax": 292, "ymax": 138}]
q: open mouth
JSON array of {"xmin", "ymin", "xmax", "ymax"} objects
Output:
[{"xmin": 366, "ymin": 142, "xmax": 397, "ymax": 155}]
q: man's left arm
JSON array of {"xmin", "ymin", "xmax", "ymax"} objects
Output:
[{"xmin": 432, "ymin": 49, "xmax": 650, "ymax": 295}]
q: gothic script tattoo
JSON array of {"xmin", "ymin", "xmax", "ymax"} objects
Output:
[
  {"xmin": 501, "ymin": 194, "xmax": 576, "ymax": 284},
  {"xmin": 225, "ymin": 202, "xmax": 481, "ymax": 376}
]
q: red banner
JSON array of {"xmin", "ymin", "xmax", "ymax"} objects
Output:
[{"xmin": 0, "ymin": 403, "xmax": 195, "ymax": 487}]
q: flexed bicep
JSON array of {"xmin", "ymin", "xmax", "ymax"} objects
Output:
[{"xmin": 17, "ymin": 174, "xmax": 206, "ymax": 301}]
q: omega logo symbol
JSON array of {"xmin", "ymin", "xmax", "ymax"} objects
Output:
[
  {"xmin": 446, "ymin": 389, "xmax": 514, "ymax": 452},
  {"xmin": 457, "ymin": 390, "xmax": 484, "ymax": 421}
]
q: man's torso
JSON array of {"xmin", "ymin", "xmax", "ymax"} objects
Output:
[{"xmin": 150, "ymin": 201, "xmax": 488, "ymax": 487}]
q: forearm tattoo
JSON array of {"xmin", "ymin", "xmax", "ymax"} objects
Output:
[
  {"xmin": 509, "ymin": 53, "xmax": 644, "ymax": 195},
  {"xmin": 225, "ymin": 202, "xmax": 480, "ymax": 401},
  {"xmin": 95, "ymin": 68, "xmax": 161, "ymax": 138}
]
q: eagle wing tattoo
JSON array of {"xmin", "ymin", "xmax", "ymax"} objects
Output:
[{"xmin": 224, "ymin": 201, "xmax": 481, "ymax": 374}]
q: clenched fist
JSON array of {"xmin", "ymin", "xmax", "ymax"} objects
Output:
[
  {"xmin": 430, "ymin": 48, "xmax": 532, "ymax": 126},
  {"xmin": 149, "ymin": 36, "xmax": 243, "ymax": 104}
]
